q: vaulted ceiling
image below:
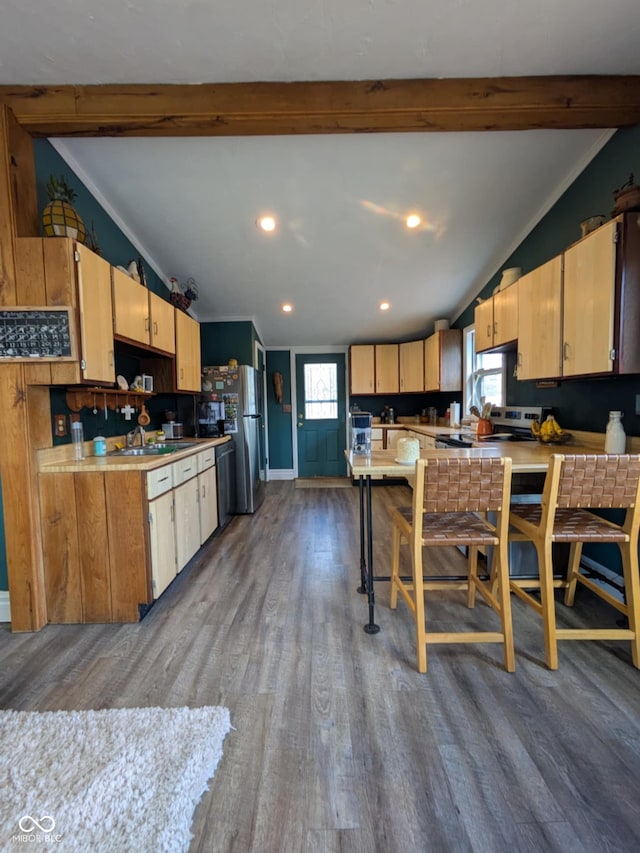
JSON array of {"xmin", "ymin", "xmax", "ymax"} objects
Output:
[{"xmin": 2, "ymin": 0, "xmax": 640, "ymax": 346}]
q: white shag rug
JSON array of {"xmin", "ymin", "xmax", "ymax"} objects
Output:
[{"xmin": 0, "ymin": 705, "xmax": 232, "ymax": 852}]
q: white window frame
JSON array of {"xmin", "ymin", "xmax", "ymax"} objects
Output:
[{"xmin": 463, "ymin": 324, "xmax": 506, "ymax": 415}]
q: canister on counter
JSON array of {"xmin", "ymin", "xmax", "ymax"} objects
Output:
[{"xmin": 93, "ymin": 435, "xmax": 107, "ymax": 456}]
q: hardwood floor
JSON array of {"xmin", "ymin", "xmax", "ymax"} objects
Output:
[{"xmin": 1, "ymin": 481, "xmax": 640, "ymax": 852}]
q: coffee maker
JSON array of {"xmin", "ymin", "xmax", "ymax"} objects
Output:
[{"xmin": 198, "ymin": 400, "xmax": 226, "ymax": 437}]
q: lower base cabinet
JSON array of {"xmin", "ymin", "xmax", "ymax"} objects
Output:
[
  {"xmin": 39, "ymin": 444, "xmax": 222, "ymax": 624},
  {"xmin": 149, "ymin": 490, "xmax": 177, "ymax": 599}
]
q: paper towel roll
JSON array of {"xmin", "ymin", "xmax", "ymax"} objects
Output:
[{"xmin": 450, "ymin": 402, "xmax": 461, "ymax": 427}]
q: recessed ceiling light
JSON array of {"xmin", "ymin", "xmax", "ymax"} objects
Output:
[
  {"xmin": 405, "ymin": 214, "xmax": 421, "ymax": 229},
  {"xmin": 258, "ymin": 215, "xmax": 277, "ymax": 232},
  {"xmin": 282, "ymin": 303, "xmax": 293, "ymax": 313},
  {"xmin": 379, "ymin": 301, "xmax": 390, "ymax": 311}
]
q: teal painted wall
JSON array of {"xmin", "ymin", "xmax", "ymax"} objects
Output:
[
  {"xmin": 200, "ymin": 321, "xmax": 256, "ymax": 367},
  {"xmin": 266, "ymin": 351, "xmax": 294, "ymax": 469}
]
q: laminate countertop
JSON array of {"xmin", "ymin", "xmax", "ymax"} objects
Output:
[{"xmin": 38, "ymin": 436, "xmax": 230, "ymax": 474}]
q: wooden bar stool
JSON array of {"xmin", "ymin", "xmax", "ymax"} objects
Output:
[
  {"xmin": 389, "ymin": 456, "xmax": 514, "ymax": 673},
  {"xmin": 509, "ymin": 453, "xmax": 640, "ymax": 670}
]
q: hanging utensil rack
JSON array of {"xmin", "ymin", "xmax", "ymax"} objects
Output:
[{"xmin": 65, "ymin": 387, "xmax": 154, "ymax": 413}]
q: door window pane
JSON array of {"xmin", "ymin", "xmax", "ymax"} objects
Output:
[{"xmin": 304, "ymin": 363, "xmax": 338, "ymax": 419}]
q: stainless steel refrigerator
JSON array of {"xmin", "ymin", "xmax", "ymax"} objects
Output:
[{"xmin": 201, "ymin": 364, "xmax": 264, "ymax": 514}]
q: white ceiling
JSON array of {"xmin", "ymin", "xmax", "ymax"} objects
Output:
[{"xmin": 3, "ymin": 0, "xmax": 640, "ymax": 347}]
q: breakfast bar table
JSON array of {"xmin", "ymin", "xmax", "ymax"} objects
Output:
[{"xmin": 345, "ymin": 443, "xmax": 563, "ymax": 634}]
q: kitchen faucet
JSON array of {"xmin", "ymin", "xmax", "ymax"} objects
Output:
[{"xmin": 126, "ymin": 425, "xmax": 146, "ymax": 447}]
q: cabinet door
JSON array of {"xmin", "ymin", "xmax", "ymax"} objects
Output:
[
  {"xmin": 424, "ymin": 334, "xmax": 440, "ymax": 391},
  {"xmin": 399, "ymin": 340, "xmax": 424, "ymax": 393},
  {"xmin": 474, "ymin": 298, "xmax": 495, "ymax": 352},
  {"xmin": 375, "ymin": 344, "xmax": 399, "ymax": 393},
  {"xmin": 517, "ymin": 256, "xmax": 562, "ymax": 381},
  {"xmin": 175, "ymin": 310, "xmax": 201, "ymax": 391},
  {"xmin": 149, "ymin": 290, "xmax": 176, "ymax": 354},
  {"xmin": 174, "ymin": 479, "xmax": 201, "ymax": 570},
  {"xmin": 198, "ymin": 465, "xmax": 219, "ymax": 544},
  {"xmin": 563, "ymin": 219, "xmax": 616, "ymax": 377},
  {"xmin": 111, "ymin": 266, "xmax": 149, "ymax": 344},
  {"xmin": 76, "ymin": 243, "xmax": 115, "ymax": 383},
  {"xmin": 493, "ymin": 283, "xmax": 518, "ymax": 346},
  {"xmin": 148, "ymin": 490, "xmax": 177, "ymax": 598},
  {"xmin": 349, "ymin": 345, "xmax": 375, "ymax": 394}
]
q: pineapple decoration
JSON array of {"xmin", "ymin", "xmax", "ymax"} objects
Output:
[{"xmin": 42, "ymin": 175, "xmax": 86, "ymax": 242}]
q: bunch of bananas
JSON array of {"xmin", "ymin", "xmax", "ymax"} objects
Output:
[{"xmin": 530, "ymin": 415, "xmax": 567, "ymax": 443}]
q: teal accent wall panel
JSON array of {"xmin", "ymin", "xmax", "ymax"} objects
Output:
[
  {"xmin": 200, "ymin": 321, "xmax": 255, "ymax": 367},
  {"xmin": 266, "ymin": 351, "xmax": 293, "ymax": 469}
]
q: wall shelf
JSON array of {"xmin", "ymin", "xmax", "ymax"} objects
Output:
[{"xmin": 65, "ymin": 387, "xmax": 154, "ymax": 413}]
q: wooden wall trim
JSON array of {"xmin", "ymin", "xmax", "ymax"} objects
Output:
[{"xmin": 1, "ymin": 76, "xmax": 640, "ymax": 137}]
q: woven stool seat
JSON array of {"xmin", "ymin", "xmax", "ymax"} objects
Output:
[{"xmin": 511, "ymin": 505, "xmax": 629, "ymax": 543}]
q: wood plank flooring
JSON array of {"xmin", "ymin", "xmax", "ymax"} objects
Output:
[{"xmin": 1, "ymin": 481, "xmax": 640, "ymax": 852}]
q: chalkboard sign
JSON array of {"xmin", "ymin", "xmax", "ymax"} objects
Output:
[{"xmin": 0, "ymin": 307, "xmax": 76, "ymax": 361}]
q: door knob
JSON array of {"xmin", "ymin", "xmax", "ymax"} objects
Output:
[{"xmin": 297, "ymin": 421, "xmax": 303, "ymax": 427}]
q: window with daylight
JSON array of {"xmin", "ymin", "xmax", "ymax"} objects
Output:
[
  {"xmin": 463, "ymin": 325, "xmax": 506, "ymax": 413},
  {"xmin": 304, "ymin": 362, "xmax": 338, "ymax": 419}
]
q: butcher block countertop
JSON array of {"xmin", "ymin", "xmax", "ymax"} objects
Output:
[
  {"xmin": 37, "ymin": 436, "xmax": 230, "ymax": 473},
  {"xmin": 346, "ymin": 439, "xmax": 608, "ymax": 476}
]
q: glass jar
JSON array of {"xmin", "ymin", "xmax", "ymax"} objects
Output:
[
  {"xmin": 71, "ymin": 421, "xmax": 84, "ymax": 460},
  {"xmin": 604, "ymin": 411, "xmax": 626, "ymax": 454}
]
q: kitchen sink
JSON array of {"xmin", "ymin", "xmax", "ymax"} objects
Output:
[{"xmin": 108, "ymin": 442, "xmax": 200, "ymax": 457}]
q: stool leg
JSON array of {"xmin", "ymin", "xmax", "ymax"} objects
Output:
[
  {"xmin": 467, "ymin": 545, "xmax": 479, "ymax": 608},
  {"xmin": 563, "ymin": 542, "xmax": 583, "ymax": 606},
  {"xmin": 619, "ymin": 543, "xmax": 640, "ymax": 668},
  {"xmin": 536, "ymin": 538, "xmax": 559, "ymax": 669},
  {"xmin": 496, "ymin": 537, "xmax": 515, "ymax": 672},
  {"xmin": 412, "ymin": 540, "xmax": 428, "ymax": 673},
  {"xmin": 390, "ymin": 522, "xmax": 401, "ymax": 610}
]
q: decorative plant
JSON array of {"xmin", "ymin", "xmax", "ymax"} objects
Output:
[{"xmin": 42, "ymin": 174, "xmax": 86, "ymax": 243}]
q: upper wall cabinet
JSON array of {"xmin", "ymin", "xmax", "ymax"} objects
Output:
[
  {"xmin": 349, "ymin": 344, "xmax": 375, "ymax": 394},
  {"xmin": 399, "ymin": 339, "xmax": 424, "ymax": 393},
  {"xmin": 175, "ymin": 310, "xmax": 202, "ymax": 392},
  {"xmin": 112, "ymin": 267, "xmax": 176, "ymax": 355},
  {"xmin": 475, "ymin": 284, "xmax": 519, "ymax": 353},
  {"xmin": 516, "ymin": 255, "xmax": 563, "ymax": 381},
  {"xmin": 424, "ymin": 329, "xmax": 462, "ymax": 392},
  {"xmin": 516, "ymin": 214, "xmax": 640, "ymax": 381},
  {"xmin": 375, "ymin": 344, "xmax": 399, "ymax": 394},
  {"xmin": 15, "ymin": 238, "xmax": 115, "ymax": 385}
]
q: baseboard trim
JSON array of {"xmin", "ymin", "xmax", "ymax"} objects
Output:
[
  {"xmin": 268, "ymin": 469, "xmax": 295, "ymax": 480},
  {"xmin": 0, "ymin": 590, "xmax": 11, "ymax": 624}
]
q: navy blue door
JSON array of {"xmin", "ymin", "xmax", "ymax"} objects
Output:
[{"xmin": 295, "ymin": 353, "xmax": 347, "ymax": 477}]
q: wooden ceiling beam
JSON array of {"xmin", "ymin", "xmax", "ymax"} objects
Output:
[{"xmin": 1, "ymin": 76, "xmax": 640, "ymax": 137}]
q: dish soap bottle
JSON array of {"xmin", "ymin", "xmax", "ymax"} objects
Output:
[{"xmin": 604, "ymin": 411, "xmax": 626, "ymax": 454}]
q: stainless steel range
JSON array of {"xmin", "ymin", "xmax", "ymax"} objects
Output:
[{"xmin": 483, "ymin": 405, "xmax": 548, "ymax": 441}]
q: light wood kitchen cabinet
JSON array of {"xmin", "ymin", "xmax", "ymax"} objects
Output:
[
  {"xmin": 424, "ymin": 329, "xmax": 462, "ymax": 392},
  {"xmin": 349, "ymin": 345, "xmax": 375, "ymax": 394},
  {"xmin": 175, "ymin": 309, "xmax": 202, "ymax": 391},
  {"xmin": 198, "ymin": 466, "xmax": 219, "ymax": 544},
  {"xmin": 516, "ymin": 255, "xmax": 563, "ymax": 381},
  {"xmin": 15, "ymin": 238, "xmax": 115, "ymax": 386},
  {"xmin": 148, "ymin": 489, "xmax": 177, "ymax": 598},
  {"xmin": 375, "ymin": 344, "xmax": 399, "ymax": 393},
  {"xmin": 562, "ymin": 218, "xmax": 617, "ymax": 377},
  {"xmin": 112, "ymin": 265, "xmax": 149, "ymax": 345},
  {"xmin": 112, "ymin": 269, "xmax": 176, "ymax": 355},
  {"xmin": 475, "ymin": 285, "xmax": 519, "ymax": 353},
  {"xmin": 399, "ymin": 340, "xmax": 424, "ymax": 392},
  {"xmin": 174, "ymin": 478, "xmax": 201, "ymax": 571},
  {"xmin": 149, "ymin": 290, "xmax": 176, "ymax": 353},
  {"xmin": 517, "ymin": 215, "xmax": 640, "ymax": 381}
]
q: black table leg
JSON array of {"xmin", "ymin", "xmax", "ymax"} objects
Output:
[
  {"xmin": 362, "ymin": 474, "xmax": 380, "ymax": 634},
  {"xmin": 357, "ymin": 475, "xmax": 367, "ymax": 594}
]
